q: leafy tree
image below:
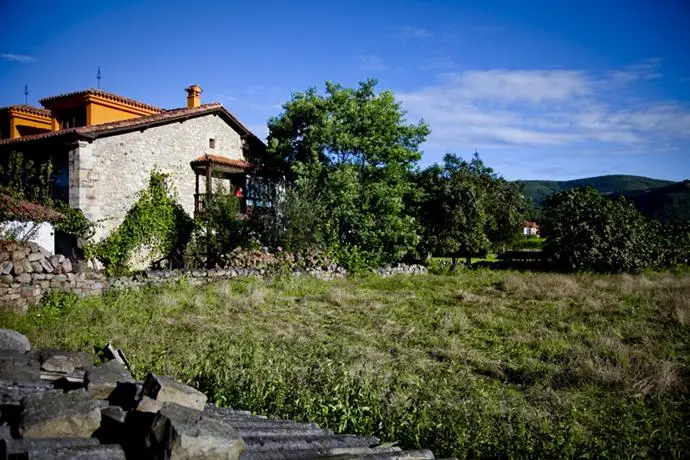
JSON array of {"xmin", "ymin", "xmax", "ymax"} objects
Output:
[
  {"xmin": 660, "ymin": 220, "xmax": 690, "ymax": 266},
  {"xmin": 266, "ymin": 79, "xmax": 430, "ymax": 268},
  {"xmin": 540, "ymin": 187, "xmax": 661, "ymax": 273},
  {"xmin": 416, "ymin": 153, "xmax": 525, "ymax": 269}
]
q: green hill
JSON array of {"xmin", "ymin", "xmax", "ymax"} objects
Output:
[
  {"xmin": 623, "ymin": 180, "xmax": 690, "ymax": 225},
  {"xmin": 517, "ymin": 175, "xmax": 687, "ymax": 222}
]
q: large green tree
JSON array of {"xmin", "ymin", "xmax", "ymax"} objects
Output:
[
  {"xmin": 416, "ymin": 153, "xmax": 525, "ymax": 269},
  {"xmin": 266, "ymin": 80, "xmax": 430, "ymax": 267},
  {"xmin": 540, "ymin": 187, "xmax": 661, "ymax": 273}
]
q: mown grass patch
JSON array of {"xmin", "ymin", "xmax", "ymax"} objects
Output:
[{"xmin": 1, "ymin": 271, "xmax": 689, "ymax": 458}]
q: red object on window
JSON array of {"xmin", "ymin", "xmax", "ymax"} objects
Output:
[{"xmin": 235, "ymin": 187, "xmax": 244, "ymax": 198}]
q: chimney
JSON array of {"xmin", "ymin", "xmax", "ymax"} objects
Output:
[{"xmin": 185, "ymin": 84, "xmax": 202, "ymax": 108}]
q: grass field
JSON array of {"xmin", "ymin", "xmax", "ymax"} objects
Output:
[{"xmin": 2, "ymin": 271, "xmax": 689, "ymax": 458}]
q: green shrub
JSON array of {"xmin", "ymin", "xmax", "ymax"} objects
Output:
[
  {"xmin": 541, "ymin": 187, "xmax": 662, "ymax": 273},
  {"xmin": 87, "ymin": 171, "xmax": 194, "ymax": 274},
  {"xmin": 511, "ymin": 236, "xmax": 544, "ymax": 251}
]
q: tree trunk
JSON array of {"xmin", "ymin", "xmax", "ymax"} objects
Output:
[{"xmin": 450, "ymin": 256, "xmax": 457, "ymax": 272}]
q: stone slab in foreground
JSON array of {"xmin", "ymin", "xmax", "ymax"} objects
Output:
[
  {"xmin": 147, "ymin": 402, "xmax": 245, "ymax": 460},
  {"xmin": 85, "ymin": 360, "xmax": 135, "ymax": 400},
  {"xmin": 142, "ymin": 373, "xmax": 207, "ymax": 411},
  {"xmin": 0, "ymin": 329, "xmax": 30, "ymax": 353},
  {"xmin": 19, "ymin": 389, "xmax": 101, "ymax": 438}
]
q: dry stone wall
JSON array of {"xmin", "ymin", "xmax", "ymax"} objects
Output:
[
  {"xmin": 0, "ymin": 241, "xmax": 428, "ymax": 313},
  {"xmin": 0, "ymin": 242, "xmax": 106, "ymax": 313}
]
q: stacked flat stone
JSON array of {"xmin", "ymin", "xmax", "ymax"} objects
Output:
[
  {"xmin": 0, "ymin": 329, "xmax": 445, "ymax": 460},
  {"xmin": 376, "ymin": 264, "xmax": 429, "ymax": 277},
  {"xmin": 0, "ymin": 242, "xmax": 106, "ymax": 313}
]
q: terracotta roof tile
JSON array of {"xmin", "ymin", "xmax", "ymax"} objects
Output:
[
  {"xmin": 0, "ymin": 193, "xmax": 64, "ymax": 222},
  {"xmin": 190, "ymin": 154, "xmax": 254, "ymax": 170},
  {"xmin": 79, "ymin": 103, "xmax": 223, "ymax": 134},
  {"xmin": 0, "ymin": 128, "xmax": 78, "ymax": 145},
  {"xmin": 0, "ymin": 103, "xmax": 265, "ymax": 148},
  {"xmin": 39, "ymin": 88, "xmax": 161, "ymax": 112},
  {"xmin": 0, "ymin": 104, "xmax": 51, "ymax": 117}
]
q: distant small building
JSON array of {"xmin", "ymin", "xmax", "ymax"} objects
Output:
[{"xmin": 523, "ymin": 221, "xmax": 540, "ymax": 236}]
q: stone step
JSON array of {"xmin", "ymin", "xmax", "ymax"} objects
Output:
[
  {"xmin": 345, "ymin": 449, "xmax": 436, "ymax": 460},
  {"xmin": 243, "ymin": 434, "xmax": 381, "ymax": 452},
  {"xmin": 0, "ymin": 437, "xmax": 100, "ymax": 459},
  {"xmin": 235, "ymin": 426, "xmax": 329, "ymax": 438},
  {"xmin": 203, "ymin": 405, "xmax": 254, "ymax": 416},
  {"xmin": 225, "ymin": 419, "xmax": 322, "ymax": 430},
  {"xmin": 239, "ymin": 446, "xmax": 404, "ymax": 460},
  {"xmin": 24, "ymin": 444, "xmax": 126, "ymax": 460}
]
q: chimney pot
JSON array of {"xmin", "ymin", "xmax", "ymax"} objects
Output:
[{"xmin": 185, "ymin": 84, "xmax": 203, "ymax": 108}]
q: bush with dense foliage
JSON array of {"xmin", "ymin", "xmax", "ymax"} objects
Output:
[
  {"xmin": 266, "ymin": 80, "xmax": 429, "ymax": 269},
  {"xmin": 541, "ymin": 187, "xmax": 662, "ymax": 273},
  {"xmin": 661, "ymin": 220, "xmax": 690, "ymax": 267},
  {"xmin": 415, "ymin": 153, "xmax": 525, "ymax": 268}
]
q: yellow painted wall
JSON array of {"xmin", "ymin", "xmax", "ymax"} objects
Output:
[
  {"xmin": 8, "ymin": 111, "xmax": 52, "ymax": 138},
  {"xmin": 85, "ymin": 96, "xmax": 159, "ymax": 126}
]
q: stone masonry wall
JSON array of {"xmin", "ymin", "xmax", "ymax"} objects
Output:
[
  {"xmin": 0, "ymin": 241, "xmax": 106, "ymax": 313},
  {"xmin": 71, "ymin": 113, "xmax": 246, "ymax": 241},
  {"xmin": 0, "ymin": 241, "xmax": 428, "ymax": 313}
]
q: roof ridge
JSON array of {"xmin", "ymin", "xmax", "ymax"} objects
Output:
[
  {"xmin": 39, "ymin": 89, "xmax": 161, "ymax": 112},
  {"xmin": 0, "ymin": 104, "xmax": 52, "ymax": 117}
]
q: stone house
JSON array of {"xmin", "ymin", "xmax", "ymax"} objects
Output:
[{"xmin": 0, "ymin": 85, "xmax": 267, "ymax": 246}]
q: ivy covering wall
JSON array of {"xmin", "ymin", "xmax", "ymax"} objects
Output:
[{"xmin": 87, "ymin": 171, "xmax": 194, "ymax": 275}]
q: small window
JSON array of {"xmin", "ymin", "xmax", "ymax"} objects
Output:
[{"xmin": 209, "ymin": 138, "xmax": 216, "ymax": 149}]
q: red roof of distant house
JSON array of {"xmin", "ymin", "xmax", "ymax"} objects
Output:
[
  {"xmin": 0, "ymin": 193, "xmax": 64, "ymax": 222},
  {"xmin": 524, "ymin": 221, "xmax": 539, "ymax": 228}
]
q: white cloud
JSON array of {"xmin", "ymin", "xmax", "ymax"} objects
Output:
[
  {"xmin": 395, "ymin": 26, "xmax": 432, "ymax": 39},
  {"xmin": 606, "ymin": 58, "xmax": 663, "ymax": 85},
  {"xmin": 357, "ymin": 55, "xmax": 386, "ymax": 72},
  {"xmin": 398, "ymin": 61, "xmax": 690, "ymax": 153},
  {"xmin": 1, "ymin": 53, "xmax": 35, "ymax": 63}
]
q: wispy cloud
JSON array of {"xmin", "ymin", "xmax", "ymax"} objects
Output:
[
  {"xmin": 398, "ymin": 59, "xmax": 690, "ymax": 154},
  {"xmin": 213, "ymin": 93, "xmax": 237, "ymax": 104},
  {"xmin": 1, "ymin": 53, "xmax": 35, "ymax": 63},
  {"xmin": 606, "ymin": 58, "xmax": 663, "ymax": 85},
  {"xmin": 356, "ymin": 54, "xmax": 387, "ymax": 72},
  {"xmin": 395, "ymin": 26, "xmax": 432, "ymax": 39}
]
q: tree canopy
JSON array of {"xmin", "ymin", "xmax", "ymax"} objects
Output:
[
  {"xmin": 416, "ymin": 153, "xmax": 525, "ymax": 267},
  {"xmin": 540, "ymin": 187, "xmax": 661, "ymax": 273},
  {"xmin": 266, "ymin": 80, "xmax": 430, "ymax": 268}
]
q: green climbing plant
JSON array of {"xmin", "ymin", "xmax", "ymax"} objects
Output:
[{"xmin": 87, "ymin": 170, "xmax": 194, "ymax": 275}]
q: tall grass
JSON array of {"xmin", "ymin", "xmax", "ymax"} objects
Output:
[{"xmin": 2, "ymin": 271, "xmax": 688, "ymax": 458}]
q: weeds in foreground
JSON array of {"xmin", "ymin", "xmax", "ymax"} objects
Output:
[{"xmin": 2, "ymin": 271, "xmax": 689, "ymax": 458}]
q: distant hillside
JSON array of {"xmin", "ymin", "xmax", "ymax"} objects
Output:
[
  {"xmin": 517, "ymin": 175, "xmax": 688, "ymax": 223},
  {"xmin": 518, "ymin": 175, "xmax": 674, "ymax": 205},
  {"xmin": 623, "ymin": 180, "xmax": 690, "ymax": 225}
]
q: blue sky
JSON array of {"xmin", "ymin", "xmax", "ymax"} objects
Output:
[{"xmin": 1, "ymin": 0, "xmax": 689, "ymax": 181}]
